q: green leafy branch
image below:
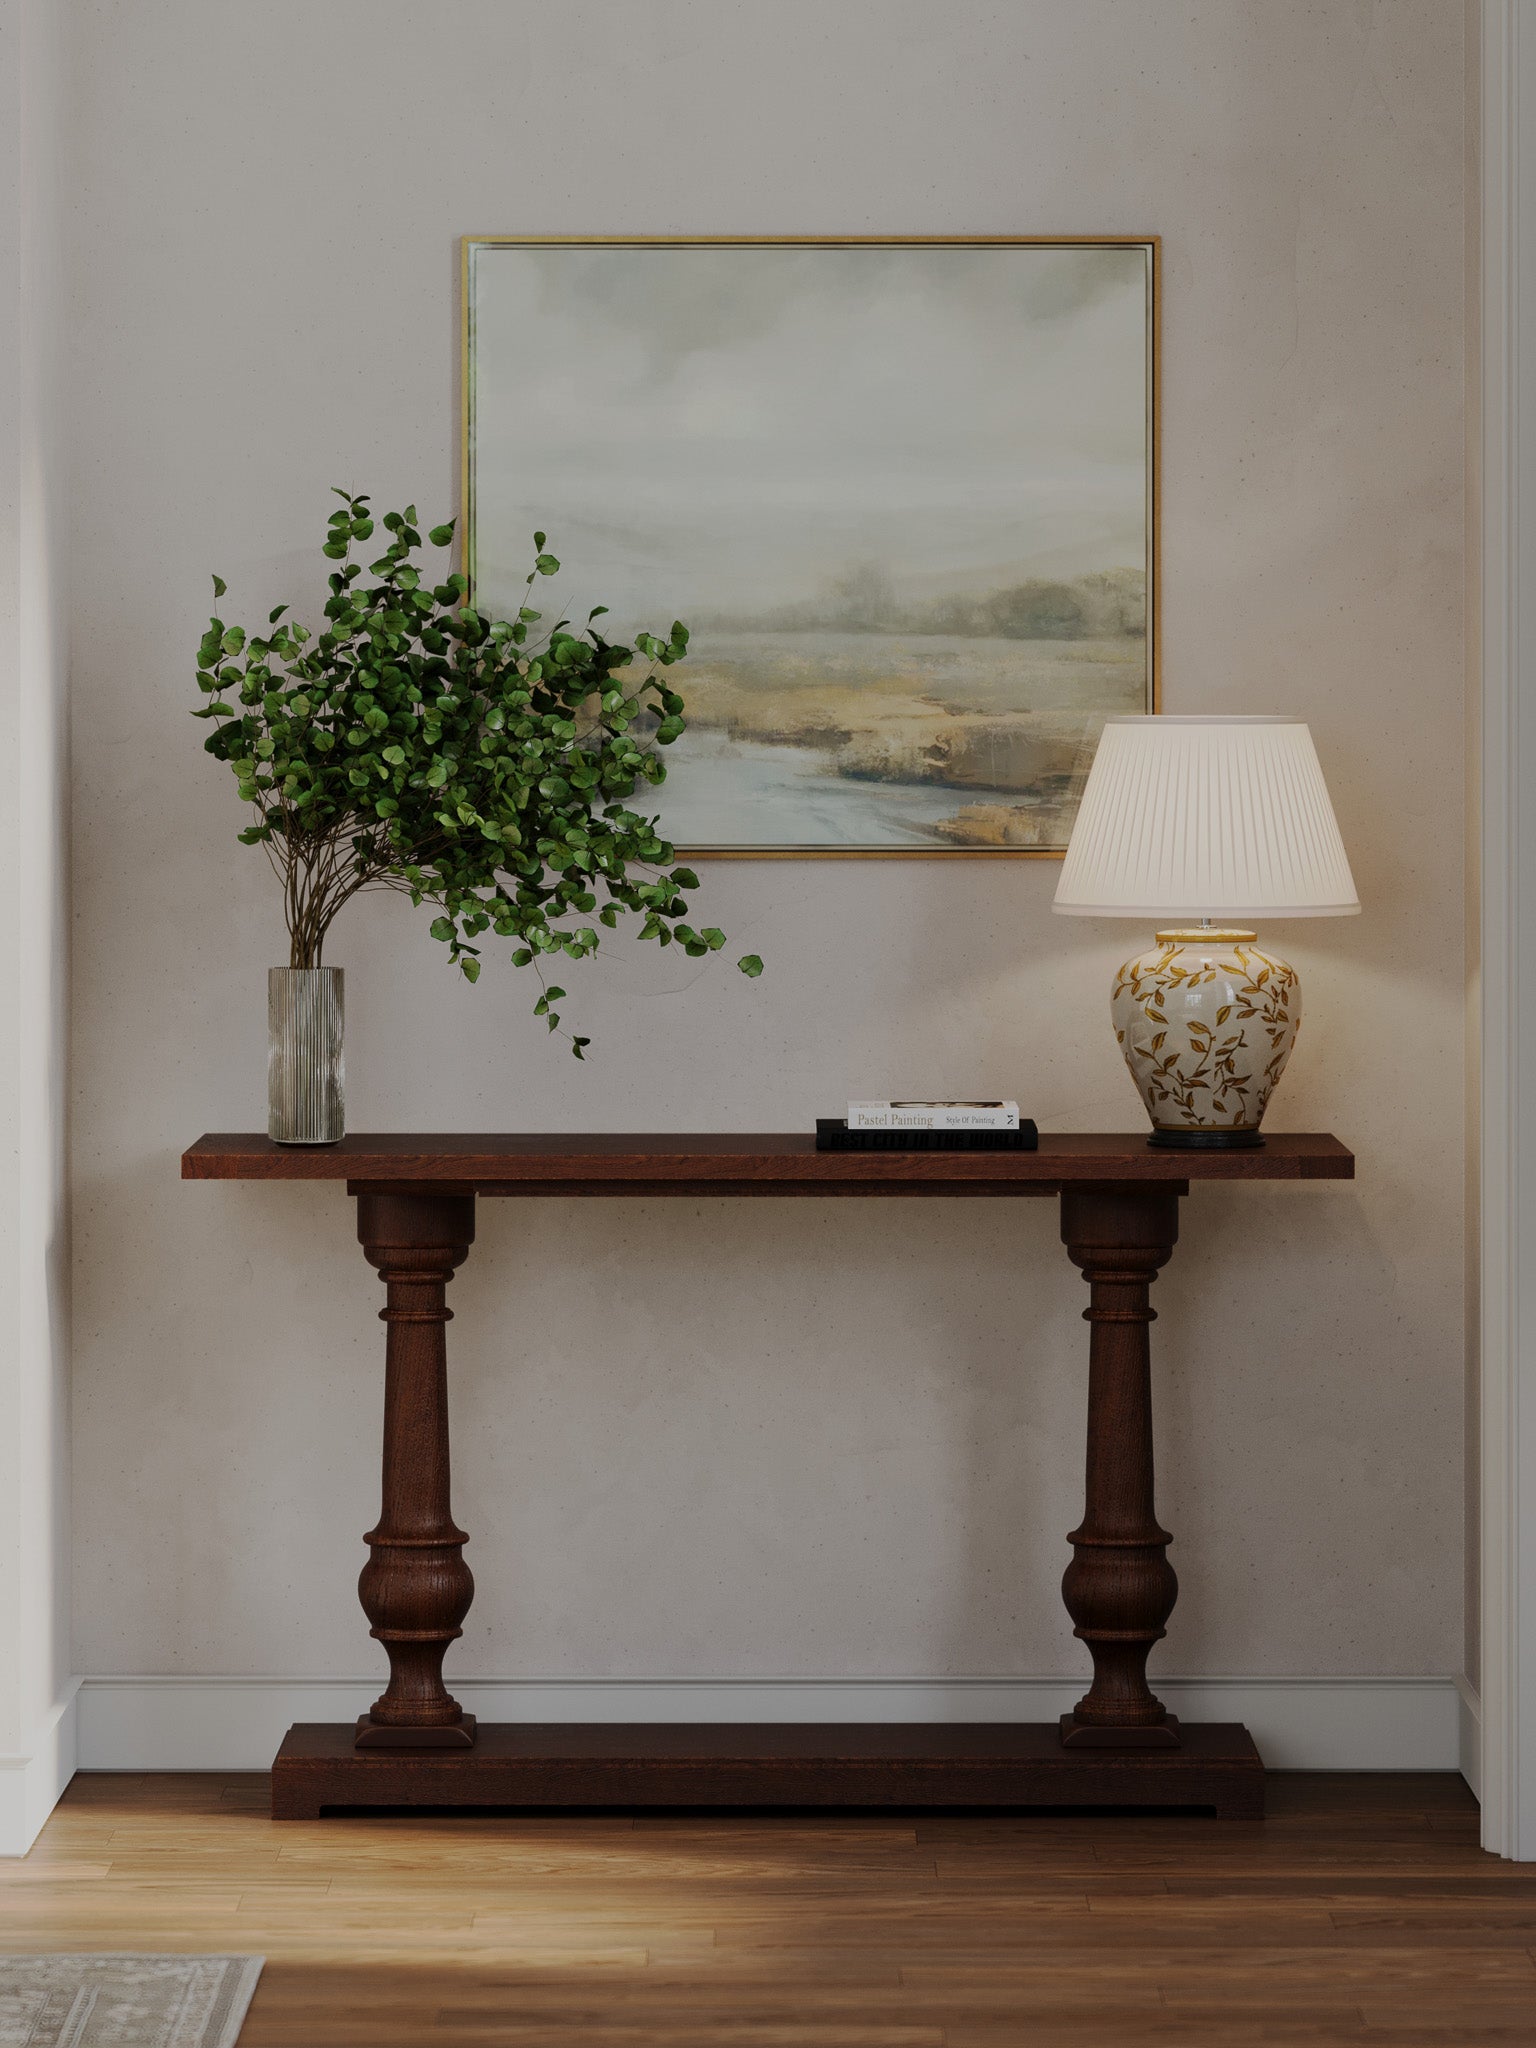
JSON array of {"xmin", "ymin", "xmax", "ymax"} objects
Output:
[{"xmin": 195, "ymin": 491, "xmax": 762, "ymax": 1054}]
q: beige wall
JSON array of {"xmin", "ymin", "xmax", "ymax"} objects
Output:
[{"xmin": 67, "ymin": 0, "xmax": 1467, "ymax": 1684}]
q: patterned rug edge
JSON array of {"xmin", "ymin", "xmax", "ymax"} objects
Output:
[{"xmin": 0, "ymin": 1954, "xmax": 265, "ymax": 2048}]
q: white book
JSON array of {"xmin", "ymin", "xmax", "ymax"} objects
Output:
[{"xmin": 847, "ymin": 1100, "xmax": 1021, "ymax": 1132}]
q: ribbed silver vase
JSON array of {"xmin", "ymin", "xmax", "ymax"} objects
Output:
[{"xmin": 268, "ymin": 967, "xmax": 344, "ymax": 1145}]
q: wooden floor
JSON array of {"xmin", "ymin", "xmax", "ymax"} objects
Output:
[{"xmin": 2, "ymin": 1773, "xmax": 1533, "ymax": 2045}]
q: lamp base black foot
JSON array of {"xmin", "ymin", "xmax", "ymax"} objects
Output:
[{"xmin": 1147, "ymin": 1128, "xmax": 1265, "ymax": 1150}]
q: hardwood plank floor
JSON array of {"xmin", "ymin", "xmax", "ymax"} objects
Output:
[{"xmin": 1, "ymin": 1773, "xmax": 1531, "ymax": 2045}]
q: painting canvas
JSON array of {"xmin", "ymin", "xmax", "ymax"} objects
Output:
[{"xmin": 464, "ymin": 239, "xmax": 1155, "ymax": 856}]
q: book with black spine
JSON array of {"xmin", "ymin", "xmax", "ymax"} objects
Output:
[{"xmin": 816, "ymin": 1118, "xmax": 1039, "ymax": 1152}]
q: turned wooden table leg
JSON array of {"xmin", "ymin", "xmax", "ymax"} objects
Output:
[
  {"xmin": 1058, "ymin": 1185, "xmax": 1182, "ymax": 1750},
  {"xmin": 353, "ymin": 1191, "xmax": 477, "ymax": 1750}
]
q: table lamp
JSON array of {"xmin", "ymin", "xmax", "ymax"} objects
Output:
[{"xmin": 1053, "ymin": 715, "xmax": 1359, "ymax": 1147}]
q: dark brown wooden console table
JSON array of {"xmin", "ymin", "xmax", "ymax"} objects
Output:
[{"xmin": 182, "ymin": 1131, "xmax": 1353, "ymax": 1820}]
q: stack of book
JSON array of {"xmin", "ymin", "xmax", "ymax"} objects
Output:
[{"xmin": 816, "ymin": 1102, "xmax": 1038, "ymax": 1151}]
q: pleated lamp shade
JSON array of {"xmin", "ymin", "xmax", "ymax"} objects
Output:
[{"xmin": 1053, "ymin": 715, "xmax": 1359, "ymax": 920}]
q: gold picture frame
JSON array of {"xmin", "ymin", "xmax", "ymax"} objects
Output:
[{"xmin": 462, "ymin": 236, "xmax": 1159, "ymax": 860}]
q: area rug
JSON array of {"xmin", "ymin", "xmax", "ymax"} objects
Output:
[{"xmin": 0, "ymin": 1956, "xmax": 263, "ymax": 2048}]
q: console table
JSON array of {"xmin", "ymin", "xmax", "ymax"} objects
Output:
[{"xmin": 182, "ymin": 1131, "xmax": 1353, "ymax": 1820}]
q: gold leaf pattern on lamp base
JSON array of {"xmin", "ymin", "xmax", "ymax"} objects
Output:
[{"xmin": 1111, "ymin": 928, "xmax": 1301, "ymax": 1137}]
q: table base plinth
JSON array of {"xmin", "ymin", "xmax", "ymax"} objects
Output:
[
  {"xmin": 353, "ymin": 1712, "xmax": 477, "ymax": 1750},
  {"xmin": 271, "ymin": 1721, "xmax": 1263, "ymax": 1820},
  {"xmin": 1058, "ymin": 1711, "xmax": 1182, "ymax": 1750}
]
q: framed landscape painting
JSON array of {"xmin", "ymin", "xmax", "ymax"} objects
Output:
[{"xmin": 463, "ymin": 237, "xmax": 1156, "ymax": 857}]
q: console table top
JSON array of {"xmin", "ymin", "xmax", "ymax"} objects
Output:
[{"xmin": 183, "ymin": 1131, "xmax": 1354, "ymax": 1193}]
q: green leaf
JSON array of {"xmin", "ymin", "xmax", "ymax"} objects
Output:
[
  {"xmin": 429, "ymin": 523, "xmax": 454, "ymax": 546},
  {"xmin": 738, "ymin": 954, "xmax": 764, "ymax": 978},
  {"xmin": 535, "ymin": 553, "xmax": 560, "ymax": 575},
  {"xmin": 429, "ymin": 917, "xmax": 454, "ymax": 941},
  {"xmin": 533, "ymin": 531, "xmax": 546, "ymax": 550},
  {"xmin": 212, "ymin": 574, "xmax": 227, "ymax": 599}
]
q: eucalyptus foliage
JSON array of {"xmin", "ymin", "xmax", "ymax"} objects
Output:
[{"xmin": 195, "ymin": 491, "xmax": 761, "ymax": 1055}]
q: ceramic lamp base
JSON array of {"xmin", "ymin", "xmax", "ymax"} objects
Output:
[{"xmin": 1111, "ymin": 928, "xmax": 1301, "ymax": 1146}]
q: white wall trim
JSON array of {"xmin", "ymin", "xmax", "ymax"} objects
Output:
[
  {"xmin": 1, "ymin": 0, "xmax": 73, "ymax": 1867},
  {"xmin": 0, "ymin": 1681, "xmax": 79, "ymax": 1857},
  {"xmin": 76, "ymin": 1674, "xmax": 1462, "ymax": 1777},
  {"xmin": 1458, "ymin": 1673, "xmax": 1484, "ymax": 1799},
  {"xmin": 1477, "ymin": 0, "xmax": 1536, "ymax": 1861}
]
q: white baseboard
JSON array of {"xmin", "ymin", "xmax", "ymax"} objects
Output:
[
  {"xmin": 1457, "ymin": 1673, "xmax": 1482, "ymax": 1797},
  {"xmin": 76, "ymin": 1674, "xmax": 1463, "ymax": 1775},
  {"xmin": 0, "ymin": 1683, "xmax": 80, "ymax": 1856}
]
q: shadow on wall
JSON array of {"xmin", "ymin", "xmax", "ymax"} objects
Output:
[
  {"xmin": 446, "ymin": 1194, "xmax": 1086, "ymax": 1679},
  {"xmin": 1152, "ymin": 1186, "xmax": 1425, "ymax": 1675}
]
